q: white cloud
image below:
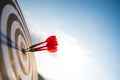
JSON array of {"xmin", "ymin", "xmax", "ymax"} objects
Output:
[
  {"xmin": 23, "ymin": 11, "xmax": 110, "ymax": 80},
  {"xmin": 33, "ymin": 29, "xmax": 99, "ymax": 80}
]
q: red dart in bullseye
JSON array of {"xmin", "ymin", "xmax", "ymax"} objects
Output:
[{"xmin": 25, "ymin": 35, "xmax": 58, "ymax": 53}]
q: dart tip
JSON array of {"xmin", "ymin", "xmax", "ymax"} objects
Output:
[{"xmin": 21, "ymin": 48, "xmax": 29, "ymax": 53}]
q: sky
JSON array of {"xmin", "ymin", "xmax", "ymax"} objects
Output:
[{"xmin": 18, "ymin": 0, "xmax": 120, "ymax": 80}]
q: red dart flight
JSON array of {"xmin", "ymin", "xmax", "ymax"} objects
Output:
[{"xmin": 27, "ymin": 35, "xmax": 58, "ymax": 53}]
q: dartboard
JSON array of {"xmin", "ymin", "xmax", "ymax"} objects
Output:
[{"xmin": 0, "ymin": 0, "xmax": 37, "ymax": 80}]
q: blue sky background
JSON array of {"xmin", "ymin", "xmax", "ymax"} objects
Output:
[{"xmin": 18, "ymin": 0, "xmax": 120, "ymax": 80}]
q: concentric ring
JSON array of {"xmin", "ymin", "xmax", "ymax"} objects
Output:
[{"xmin": 0, "ymin": 0, "xmax": 37, "ymax": 80}]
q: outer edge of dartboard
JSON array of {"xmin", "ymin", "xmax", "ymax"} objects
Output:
[
  {"xmin": 0, "ymin": 0, "xmax": 17, "ymax": 79},
  {"xmin": 0, "ymin": 0, "xmax": 37, "ymax": 80}
]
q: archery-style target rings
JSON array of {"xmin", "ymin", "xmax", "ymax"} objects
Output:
[{"xmin": 0, "ymin": 0, "xmax": 37, "ymax": 80}]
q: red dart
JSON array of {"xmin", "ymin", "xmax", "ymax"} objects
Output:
[
  {"xmin": 29, "ymin": 41, "xmax": 45, "ymax": 48},
  {"xmin": 28, "ymin": 35, "xmax": 58, "ymax": 53},
  {"xmin": 46, "ymin": 40, "xmax": 58, "ymax": 48},
  {"xmin": 29, "ymin": 46, "xmax": 46, "ymax": 52},
  {"xmin": 30, "ymin": 46, "xmax": 57, "ymax": 53},
  {"xmin": 45, "ymin": 36, "xmax": 56, "ymax": 42},
  {"xmin": 47, "ymin": 47, "xmax": 57, "ymax": 53},
  {"xmin": 46, "ymin": 40, "xmax": 58, "ymax": 53},
  {"xmin": 29, "ymin": 35, "xmax": 57, "ymax": 48}
]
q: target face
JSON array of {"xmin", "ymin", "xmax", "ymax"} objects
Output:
[{"xmin": 0, "ymin": 0, "xmax": 37, "ymax": 80}]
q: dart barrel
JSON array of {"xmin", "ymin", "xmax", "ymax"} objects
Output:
[{"xmin": 0, "ymin": 0, "xmax": 37, "ymax": 80}]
